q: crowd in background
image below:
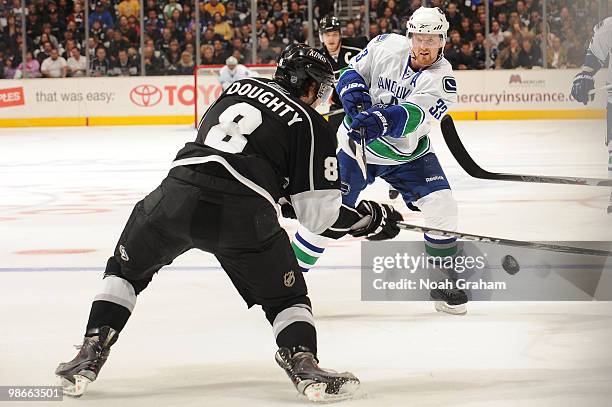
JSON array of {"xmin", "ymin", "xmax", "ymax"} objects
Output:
[{"xmin": 0, "ymin": 0, "xmax": 602, "ymax": 78}]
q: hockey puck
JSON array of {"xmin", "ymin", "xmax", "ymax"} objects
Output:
[{"xmin": 502, "ymin": 255, "xmax": 520, "ymax": 275}]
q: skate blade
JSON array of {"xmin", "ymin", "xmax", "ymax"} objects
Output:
[
  {"xmin": 434, "ymin": 301, "xmax": 467, "ymax": 315},
  {"xmin": 303, "ymin": 380, "xmax": 360, "ymax": 403},
  {"xmin": 58, "ymin": 374, "xmax": 91, "ymax": 397}
]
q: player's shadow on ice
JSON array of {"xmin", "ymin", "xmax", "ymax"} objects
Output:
[{"xmin": 77, "ymin": 363, "xmax": 306, "ymax": 404}]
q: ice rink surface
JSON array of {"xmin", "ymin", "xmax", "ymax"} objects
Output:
[{"xmin": 1, "ymin": 120, "xmax": 612, "ymax": 406}]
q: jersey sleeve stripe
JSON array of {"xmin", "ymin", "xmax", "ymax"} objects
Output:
[{"xmin": 295, "ymin": 232, "xmax": 325, "ymax": 253}]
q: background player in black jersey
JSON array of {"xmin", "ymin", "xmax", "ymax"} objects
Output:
[
  {"xmin": 319, "ymin": 16, "xmax": 368, "ymax": 132},
  {"xmin": 55, "ymin": 44, "xmax": 402, "ymax": 403},
  {"xmin": 318, "ymin": 16, "xmax": 400, "ymax": 200}
]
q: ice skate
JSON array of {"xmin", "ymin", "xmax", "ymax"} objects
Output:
[
  {"xmin": 431, "ymin": 281, "xmax": 468, "ymax": 315},
  {"xmin": 275, "ymin": 346, "xmax": 360, "ymax": 402},
  {"xmin": 55, "ymin": 326, "xmax": 118, "ymax": 397}
]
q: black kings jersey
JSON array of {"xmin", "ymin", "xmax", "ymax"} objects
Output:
[
  {"xmin": 320, "ymin": 36, "xmax": 369, "ymax": 107},
  {"xmin": 174, "ymin": 77, "xmax": 343, "ymax": 235}
]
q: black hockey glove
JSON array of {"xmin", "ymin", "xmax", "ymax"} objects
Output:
[
  {"xmin": 279, "ymin": 197, "xmax": 296, "ymax": 219},
  {"xmin": 350, "ymin": 200, "xmax": 403, "ymax": 241},
  {"xmin": 571, "ymin": 71, "xmax": 595, "ymax": 105}
]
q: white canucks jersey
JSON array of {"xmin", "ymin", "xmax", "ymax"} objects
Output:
[
  {"xmin": 588, "ymin": 17, "xmax": 612, "ymax": 102},
  {"xmin": 338, "ymin": 33, "xmax": 457, "ymax": 165}
]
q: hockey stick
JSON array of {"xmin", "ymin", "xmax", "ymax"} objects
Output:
[
  {"xmin": 394, "ymin": 221, "xmax": 612, "ymax": 257},
  {"xmin": 440, "ymin": 115, "xmax": 612, "ymax": 187},
  {"xmin": 355, "ymin": 104, "xmax": 368, "ymax": 178},
  {"xmin": 324, "ymin": 108, "xmax": 345, "ymax": 118},
  {"xmin": 588, "ymin": 83, "xmax": 612, "ymax": 96}
]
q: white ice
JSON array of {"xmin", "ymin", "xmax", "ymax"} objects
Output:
[{"xmin": 1, "ymin": 120, "xmax": 611, "ymax": 407}]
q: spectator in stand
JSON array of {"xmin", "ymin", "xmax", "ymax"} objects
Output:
[
  {"xmin": 112, "ymin": 49, "xmax": 138, "ymax": 76},
  {"xmin": 472, "ymin": 31, "xmax": 487, "ymax": 69},
  {"xmin": 143, "ymin": 45, "xmax": 165, "ymax": 75},
  {"xmin": 452, "ymin": 41, "xmax": 478, "ymax": 70},
  {"xmin": 48, "ymin": 6, "xmax": 65, "ymax": 40},
  {"xmin": 496, "ymin": 37, "xmax": 520, "ymax": 69},
  {"xmin": 177, "ymin": 51, "xmax": 194, "ymax": 75},
  {"xmin": 212, "ymin": 39, "xmax": 230, "ymax": 64},
  {"xmin": 145, "ymin": 9, "xmax": 164, "ymax": 35},
  {"xmin": 117, "ymin": 16, "xmax": 138, "ymax": 47},
  {"xmin": 41, "ymin": 48, "xmax": 68, "ymax": 78},
  {"xmin": 497, "ymin": 12, "xmax": 509, "ymax": 31},
  {"xmin": 344, "ymin": 21, "xmax": 356, "ymax": 38},
  {"xmin": 0, "ymin": 51, "xmax": 5, "ymax": 80},
  {"xmin": 34, "ymin": 38, "xmax": 53, "ymax": 64},
  {"xmin": 144, "ymin": 0, "xmax": 162, "ymax": 15},
  {"xmin": 200, "ymin": 44, "xmax": 216, "ymax": 65},
  {"xmin": 14, "ymin": 51, "xmax": 41, "ymax": 78},
  {"xmin": 67, "ymin": 2, "xmax": 85, "ymax": 30},
  {"xmin": 487, "ymin": 20, "xmax": 504, "ymax": 52},
  {"xmin": 446, "ymin": 3, "xmax": 462, "ymax": 32},
  {"xmin": 518, "ymin": 38, "xmax": 541, "ymax": 69},
  {"xmin": 509, "ymin": 13, "xmax": 529, "ymax": 44},
  {"xmin": 257, "ymin": 36, "xmax": 278, "ymax": 64},
  {"xmin": 3, "ymin": 57, "xmax": 18, "ymax": 80},
  {"xmin": 516, "ymin": 0, "xmax": 530, "ymax": 27},
  {"xmin": 369, "ymin": 23, "xmax": 380, "ymax": 38},
  {"xmin": 546, "ymin": 34, "xmax": 567, "ymax": 69},
  {"xmin": 265, "ymin": 22, "xmax": 286, "ymax": 51},
  {"xmin": 118, "ymin": 0, "xmax": 140, "ymax": 19},
  {"xmin": 224, "ymin": 3, "xmax": 242, "ymax": 30},
  {"xmin": 168, "ymin": 9, "xmax": 186, "ymax": 33},
  {"xmin": 459, "ymin": 17, "xmax": 475, "ymax": 43},
  {"xmin": 89, "ymin": 2, "xmax": 114, "ymax": 30},
  {"xmin": 446, "ymin": 29, "xmax": 462, "ymax": 59},
  {"xmin": 379, "ymin": 18, "xmax": 392, "ymax": 34},
  {"xmin": 565, "ymin": 33, "xmax": 584, "ymax": 68},
  {"xmin": 204, "ymin": 0, "xmax": 226, "ymax": 18},
  {"xmin": 157, "ymin": 28, "xmax": 173, "ymax": 55},
  {"xmin": 67, "ymin": 47, "xmax": 87, "ymax": 77},
  {"xmin": 37, "ymin": 24, "xmax": 60, "ymax": 50},
  {"xmin": 90, "ymin": 46, "xmax": 111, "ymax": 76},
  {"xmin": 202, "ymin": 28, "xmax": 220, "ymax": 46},
  {"xmin": 382, "ymin": 7, "xmax": 401, "ymax": 31},
  {"xmin": 163, "ymin": 0, "xmax": 182, "ymax": 20},
  {"xmin": 165, "ymin": 39, "xmax": 182, "ymax": 75},
  {"xmin": 230, "ymin": 37, "xmax": 250, "ymax": 63},
  {"xmin": 213, "ymin": 12, "xmax": 233, "ymax": 41}
]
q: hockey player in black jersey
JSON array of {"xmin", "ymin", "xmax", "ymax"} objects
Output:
[
  {"xmin": 55, "ymin": 44, "xmax": 402, "ymax": 402},
  {"xmin": 319, "ymin": 16, "xmax": 368, "ymax": 131}
]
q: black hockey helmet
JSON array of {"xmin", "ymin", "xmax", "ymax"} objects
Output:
[
  {"xmin": 274, "ymin": 44, "xmax": 335, "ymax": 102},
  {"xmin": 319, "ymin": 16, "xmax": 341, "ymax": 35}
]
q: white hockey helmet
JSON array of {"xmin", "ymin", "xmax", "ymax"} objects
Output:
[{"xmin": 406, "ymin": 7, "xmax": 449, "ymax": 47}]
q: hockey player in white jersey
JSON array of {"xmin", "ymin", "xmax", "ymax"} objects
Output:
[
  {"xmin": 291, "ymin": 7, "xmax": 467, "ymax": 314},
  {"xmin": 571, "ymin": 16, "xmax": 612, "ymax": 212},
  {"xmin": 218, "ymin": 56, "xmax": 255, "ymax": 90}
]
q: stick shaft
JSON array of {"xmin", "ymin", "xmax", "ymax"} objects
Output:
[
  {"xmin": 440, "ymin": 115, "xmax": 612, "ymax": 187},
  {"xmin": 395, "ymin": 221, "xmax": 612, "ymax": 257}
]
